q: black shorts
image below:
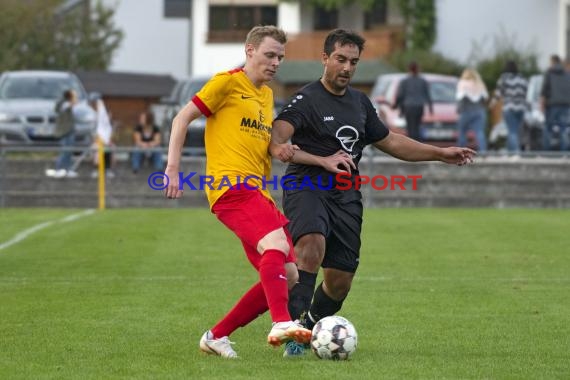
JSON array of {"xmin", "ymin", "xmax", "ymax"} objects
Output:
[{"xmin": 283, "ymin": 190, "xmax": 363, "ymax": 273}]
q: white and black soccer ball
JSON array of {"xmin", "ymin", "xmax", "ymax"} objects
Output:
[{"xmin": 310, "ymin": 316, "xmax": 358, "ymax": 360}]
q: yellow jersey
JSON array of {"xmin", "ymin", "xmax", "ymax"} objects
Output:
[{"xmin": 192, "ymin": 68, "xmax": 275, "ymax": 208}]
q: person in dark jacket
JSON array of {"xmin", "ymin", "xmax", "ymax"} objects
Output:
[
  {"xmin": 392, "ymin": 61, "xmax": 433, "ymax": 142},
  {"xmin": 541, "ymin": 54, "xmax": 570, "ymax": 151}
]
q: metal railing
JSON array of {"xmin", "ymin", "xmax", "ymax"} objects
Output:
[{"xmin": 1, "ymin": 144, "xmax": 569, "ymax": 209}]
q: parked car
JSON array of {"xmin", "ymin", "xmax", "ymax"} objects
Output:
[
  {"xmin": 159, "ymin": 76, "xmax": 210, "ymax": 153},
  {"xmin": 159, "ymin": 75, "xmax": 287, "ymax": 153},
  {"xmin": 370, "ymin": 73, "xmax": 466, "ymax": 146},
  {"xmin": 0, "ymin": 70, "xmax": 96, "ymax": 146}
]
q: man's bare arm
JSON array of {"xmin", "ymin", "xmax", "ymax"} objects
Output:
[{"xmin": 374, "ymin": 132, "xmax": 475, "ymax": 165}]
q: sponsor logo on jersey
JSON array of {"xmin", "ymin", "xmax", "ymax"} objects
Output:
[
  {"xmin": 240, "ymin": 117, "xmax": 271, "ymax": 133},
  {"xmin": 335, "ymin": 125, "xmax": 359, "ymax": 152}
]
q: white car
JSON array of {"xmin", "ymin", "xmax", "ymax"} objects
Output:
[{"xmin": 0, "ymin": 70, "xmax": 96, "ymax": 146}]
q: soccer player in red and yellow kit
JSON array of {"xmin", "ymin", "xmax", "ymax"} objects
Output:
[{"xmin": 163, "ymin": 26, "xmax": 309, "ymax": 359}]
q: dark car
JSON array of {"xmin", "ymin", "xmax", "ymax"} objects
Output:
[
  {"xmin": 370, "ymin": 73, "xmax": 466, "ymax": 146},
  {"xmin": 159, "ymin": 76, "xmax": 287, "ymax": 154},
  {"xmin": 0, "ymin": 70, "xmax": 96, "ymax": 146},
  {"xmin": 159, "ymin": 76, "xmax": 210, "ymax": 154}
]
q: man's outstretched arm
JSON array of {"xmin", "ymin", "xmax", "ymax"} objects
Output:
[{"xmin": 373, "ymin": 131, "xmax": 476, "ymax": 165}]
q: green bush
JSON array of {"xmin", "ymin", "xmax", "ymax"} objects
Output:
[
  {"xmin": 469, "ymin": 27, "xmax": 540, "ymax": 91},
  {"xmin": 386, "ymin": 49, "xmax": 464, "ymax": 77},
  {"xmin": 385, "ymin": 28, "xmax": 541, "ymax": 89}
]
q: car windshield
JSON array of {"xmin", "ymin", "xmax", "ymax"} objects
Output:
[
  {"xmin": 430, "ymin": 81, "xmax": 457, "ymax": 103},
  {"xmin": 181, "ymin": 79, "xmax": 208, "ymax": 104},
  {"xmin": 0, "ymin": 76, "xmax": 86, "ymax": 100},
  {"xmin": 370, "ymin": 77, "xmax": 392, "ymax": 99}
]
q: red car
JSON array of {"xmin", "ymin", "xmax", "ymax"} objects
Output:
[{"xmin": 370, "ymin": 73, "xmax": 468, "ymax": 147}]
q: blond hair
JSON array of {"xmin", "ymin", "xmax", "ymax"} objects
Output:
[
  {"xmin": 245, "ymin": 25, "xmax": 287, "ymax": 47},
  {"xmin": 461, "ymin": 68, "xmax": 482, "ymax": 83},
  {"xmin": 457, "ymin": 67, "xmax": 488, "ymax": 100}
]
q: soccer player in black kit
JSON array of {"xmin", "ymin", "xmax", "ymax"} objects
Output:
[{"xmin": 269, "ymin": 29, "xmax": 476, "ymax": 357}]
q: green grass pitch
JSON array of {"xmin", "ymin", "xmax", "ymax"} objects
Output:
[{"xmin": 0, "ymin": 208, "xmax": 569, "ymax": 379}]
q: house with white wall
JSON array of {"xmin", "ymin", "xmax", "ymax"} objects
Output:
[
  {"xmin": 99, "ymin": 0, "xmax": 404, "ymax": 79},
  {"xmin": 99, "ymin": 0, "xmax": 569, "ymax": 79}
]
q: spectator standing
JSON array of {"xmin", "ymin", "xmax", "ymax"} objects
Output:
[
  {"xmin": 489, "ymin": 61, "xmax": 528, "ymax": 155},
  {"xmin": 393, "ymin": 61, "xmax": 433, "ymax": 141},
  {"xmin": 456, "ymin": 68, "xmax": 488, "ymax": 152},
  {"xmin": 131, "ymin": 111, "xmax": 163, "ymax": 173},
  {"xmin": 90, "ymin": 95, "xmax": 116, "ymax": 178},
  {"xmin": 47, "ymin": 89, "xmax": 79, "ymax": 178},
  {"xmin": 540, "ymin": 54, "xmax": 570, "ymax": 151}
]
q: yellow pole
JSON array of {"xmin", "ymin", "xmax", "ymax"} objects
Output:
[{"xmin": 97, "ymin": 138, "xmax": 106, "ymax": 210}]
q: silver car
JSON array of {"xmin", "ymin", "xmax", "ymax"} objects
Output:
[{"xmin": 0, "ymin": 70, "xmax": 96, "ymax": 145}]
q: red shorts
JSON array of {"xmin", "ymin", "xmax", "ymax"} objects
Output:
[{"xmin": 212, "ymin": 187, "xmax": 296, "ymax": 268}]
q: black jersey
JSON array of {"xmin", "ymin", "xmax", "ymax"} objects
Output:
[{"xmin": 276, "ymin": 80, "xmax": 389, "ymax": 202}]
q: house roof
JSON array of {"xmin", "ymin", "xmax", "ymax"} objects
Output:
[
  {"xmin": 275, "ymin": 59, "xmax": 396, "ymax": 85},
  {"xmin": 75, "ymin": 70, "xmax": 176, "ymax": 98}
]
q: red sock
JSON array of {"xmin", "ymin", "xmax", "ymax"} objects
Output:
[
  {"xmin": 259, "ymin": 249, "xmax": 290, "ymax": 323},
  {"xmin": 211, "ymin": 282, "xmax": 268, "ymax": 338}
]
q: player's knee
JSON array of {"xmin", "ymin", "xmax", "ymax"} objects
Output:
[
  {"xmin": 269, "ymin": 237, "xmax": 291, "ymax": 255},
  {"xmin": 257, "ymin": 228, "xmax": 290, "ymax": 255},
  {"xmin": 295, "ymin": 233, "xmax": 325, "ymax": 269}
]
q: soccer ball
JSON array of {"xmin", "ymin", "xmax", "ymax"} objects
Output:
[{"xmin": 310, "ymin": 316, "xmax": 358, "ymax": 360}]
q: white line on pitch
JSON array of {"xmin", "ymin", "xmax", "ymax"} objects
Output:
[{"xmin": 0, "ymin": 209, "xmax": 95, "ymax": 252}]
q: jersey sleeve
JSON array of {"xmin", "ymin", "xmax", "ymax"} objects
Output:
[
  {"xmin": 192, "ymin": 73, "xmax": 234, "ymax": 116},
  {"xmin": 362, "ymin": 94, "xmax": 390, "ymax": 145},
  {"xmin": 274, "ymin": 91, "xmax": 311, "ymax": 131}
]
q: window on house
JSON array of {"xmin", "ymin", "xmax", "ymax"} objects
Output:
[
  {"xmin": 208, "ymin": 5, "xmax": 278, "ymax": 43},
  {"xmin": 364, "ymin": 1, "xmax": 387, "ymax": 30},
  {"xmin": 164, "ymin": 0, "xmax": 191, "ymax": 19},
  {"xmin": 313, "ymin": 7, "xmax": 338, "ymax": 30}
]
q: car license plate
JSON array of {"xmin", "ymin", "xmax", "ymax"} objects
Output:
[
  {"xmin": 423, "ymin": 128, "xmax": 454, "ymax": 139},
  {"xmin": 29, "ymin": 126, "xmax": 51, "ymax": 137}
]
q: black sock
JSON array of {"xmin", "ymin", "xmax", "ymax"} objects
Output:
[
  {"xmin": 288, "ymin": 270, "xmax": 317, "ymax": 321},
  {"xmin": 306, "ymin": 282, "xmax": 345, "ymax": 330}
]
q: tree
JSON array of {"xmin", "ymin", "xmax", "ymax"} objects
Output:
[
  {"xmin": 469, "ymin": 28, "xmax": 540, "ymax": 91},
  {"xmin": 396, "ymin": 0, "xmax": 436, "ymax": 51},
  {"xmin": 0, "ymin": 0, "xmax": 123, "ymax": 72}
]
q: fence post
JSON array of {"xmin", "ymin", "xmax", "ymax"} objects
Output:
[{"xmin": 97, "ymin": 139, "xmax": 106, "ymax": 210}]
